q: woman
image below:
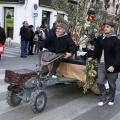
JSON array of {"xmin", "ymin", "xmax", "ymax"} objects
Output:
[{"xmin": 28, "ymin": 25, "xmax": 35, "ymax": 55}]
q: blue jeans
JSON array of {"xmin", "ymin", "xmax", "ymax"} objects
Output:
[{"xmin": 21, "ymin": 41, "xmax": 28, "ymax": 56}]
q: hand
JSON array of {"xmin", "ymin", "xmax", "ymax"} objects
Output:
[
  {"xmin": 87, "ymin": 57, "xmax": 93, "ymax": 61},
  {"xmin": 42, "ymin": 48, "xmax": 48, "ymax": 51},
  {"xmin": 64, "ymin": 52, "xmax": 72, "ymax": 59},
  {"xmin": 107, "ymin": 66, "xmax": 114, "ymax": 72}
]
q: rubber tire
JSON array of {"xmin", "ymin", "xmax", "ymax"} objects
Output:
[
  {"xmin": 6, "ymin": 91, "xmax": 22, "ymax": 106},
  {"xmin": 30, "ymin": 90, "xmax": 47, "ymax": 113}
]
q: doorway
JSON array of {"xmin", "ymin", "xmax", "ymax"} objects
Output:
[
  {"xmin": 4, "ymin": 7, "xmax": 14, "ymax": 39},
  {"xmin": 42, "ymin": 11, "xmax": 50, "ymax": 25}
]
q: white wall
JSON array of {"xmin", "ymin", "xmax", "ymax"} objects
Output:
[{"xmin": 0, "ymin": 0, "xmax": 67, "ymax": 43}]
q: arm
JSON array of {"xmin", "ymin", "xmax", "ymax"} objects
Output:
[
  {"xmin": 68, "ymin": 36, "xmax": 77, "ymax": 55},
  {"xmin": 64, "ymin": 36, "xmax": 77, "ymax": 59},
  {"xmin": 112, "ymin": 39, "xmax": 120, "ymax": 68},
  {"xmin": 20, "ymin": 27, "xmax": 25, "ymax": 38},
  {"xmin": 88, "ymin": 37, "xmax": 100, "ymax": 61},
  {"xmin": 42, "ymin": 34, "xmax": 52, "ymax": 50},
  {"xmin": 2, "ymin": 28, "xmax": 6, "ymax": 44}
]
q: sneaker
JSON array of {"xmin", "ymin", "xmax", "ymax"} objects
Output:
[
  {"xmin": 52, "ymin": 75, "xmax": 57, "ymax": 79},
  {"xmin": 108, "ymin": 101, "xmax": 114, "ymax": 105},
  {"xmin": 98, "ymin": 100, "xmax": 107, "ymax": 106}
]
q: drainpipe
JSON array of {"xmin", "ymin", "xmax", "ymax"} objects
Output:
[{"xmin": 24, "ymin": 0, "xmax": 28, "ymax": 20}]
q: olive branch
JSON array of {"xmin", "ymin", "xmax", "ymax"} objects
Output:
[{"xmin": 83, "ymin": 59, "xmax": 98, "ymax": 94}]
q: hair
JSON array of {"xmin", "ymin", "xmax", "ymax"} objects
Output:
[
  {"xmin": 90, "ymin": 40, "xmax": 95, "ymax": 46},
  {"xmin": 40, "ymin": 25, "xmax": 45, "ymax": 28},
  {"xmin": 22, "ymin": 21, "xmax": 27, "ymax": 25},
  {"xmin": 36, "ymin": 26, "xmax": 40, "ymax": 31}
]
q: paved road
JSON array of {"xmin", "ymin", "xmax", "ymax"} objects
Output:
[{"xmin": 0, "ymin": 45, "xmax": 120, "ymax": 120}]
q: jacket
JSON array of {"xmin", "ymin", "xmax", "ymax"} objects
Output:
[
  {"xmin": 92, "ymin": 35, "xmax": 120, "ymax": 73},
  {"xmin": 81, "ymin": 49, "xmax": 93, "ymax": 61},
  {"xmin": 43, "ymin": 33, "xmax": 77, "ymax": 55},
  {"xmin": 35, "ymin": 30, "xmax": 45, "ymax": 41},
  {"xmin": 29, "ymin": 29, "xmax": 35, "ymax": 43},
  {"xmin": 0, "ymin": 26, "xmax": 6, "ymax": 44},
  {"xmin": 20, "ymin": 26, "xmax": 30, "ymax": 41}
]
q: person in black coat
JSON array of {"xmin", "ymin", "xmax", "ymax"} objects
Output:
[
  {"xmin": 49, "ymin": 22, "xmax": 57, "ymax": 36},
  {"xmin": 0, "ymin": 24, "xmax": 6, "ymax": 59},
  {"xmin": 44, "ymin": 24, "xmax": 50, "ymax": 38},
  {"xmin": 80, "ymin": 42, "xmax": 94, "ymax": 61},
  {"xmin": 28, "ymin": 25, "xmax": 35, "ymax": 55},
  {"xmin": 20, "ymin": 21, "xmax": 30, "ymax": 58},
  {"xmin": 42, "ymin": 23, "xmax": 77, "ymax": 78},
  {"xmin": 88, "ymin": 21, "xmax": 120, "ymax": 106}
]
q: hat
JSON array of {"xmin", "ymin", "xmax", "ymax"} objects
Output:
[
  {"xmin": 29, "ymin": 25, "xmax": 34, "ymax": 28},
  {"xmin": 103, "ymin": 21, "xmax": 116, "ymax": 27},
  {"xmin": 57, "ymin": 23, "xmax": 67, "ymax": 30}
]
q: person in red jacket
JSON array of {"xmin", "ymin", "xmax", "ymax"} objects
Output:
[{"xmin": 0, "ymin": 23, "xmax": 6, "ymax": 59}]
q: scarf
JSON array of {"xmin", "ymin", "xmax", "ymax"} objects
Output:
[
  {"xmin": 102, "ymin": 32, "xmax": 117, "ymax": 39},
  {"xmin": 56, "ymin": 32, "xmax": 68, "ymax": 38}
]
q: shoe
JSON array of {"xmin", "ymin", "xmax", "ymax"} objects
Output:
[
  {"xmin": 25, "ymin": 54, "xmax": 28, "ymax": 56},
  {"xmin": 21, "ymin": 55, "xmax": 27, "ymax": 58},
  {"xmin": 108, "ymin": 101, "xmax": 114, "ymax": 105},
  {"xmin": 98, "ymin": 100, "xmax": 107, "ymax": 106},
  {"xmin": 52, "ymin": 75, "xmax": 57, "ymax": 79},
  {"xmin": 29, "ymin": 53, "xmax": 34, "ymax": 55}
]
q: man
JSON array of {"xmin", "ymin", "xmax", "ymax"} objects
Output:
[
  {"xmin": 49, "ymin": 22, "xmax": 57, "ymax": 36},
  {"xmin": 20, "ymin": 21, "xmax": 30, "ymax": 58},
  {"xmin": 42, "ymin": 23, "xmax": 76, "ymax": 78},
  {"xmin": 88, "ymin": 21, "xmax": 120, "ymax": 106},
  {"xmin": 0, "ymin": 23, "xmax": 6, "ymax": 59},
  {"xmin": 44, "ymin": 24, "xmax": 50, "ymax": 38}
]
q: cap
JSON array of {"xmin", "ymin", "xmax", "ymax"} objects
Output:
[
  {"xmin": 103, "ymin": 21, "xmax": 116, "ymax": 27},
  {"xmin": 57, "ymin": 23, "xmax": 67, "ymax": 30},
  {"xmin": 29, "ymin": 25, "xmax": 34, "ymax": 28}
]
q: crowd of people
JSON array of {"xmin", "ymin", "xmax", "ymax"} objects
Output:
[
  {"xmin": 1, "ymin": 20, "xmax": 120, "ymax": 107},
  {"xmin": 19, "ymin": 21, "xmax": 50, "ymax": 57}
]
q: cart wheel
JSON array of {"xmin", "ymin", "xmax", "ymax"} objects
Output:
[
  {"xmin": 30, "ymin": 90, "xmax": 47, "ymax": 113},
  {"xmin": 6, "ymin": 91, "xmax": 22, "ymax": 106}
]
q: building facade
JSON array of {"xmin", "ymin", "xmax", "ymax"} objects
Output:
[{"xmin": 0, "ymin": 0, "xmax": 67, "ymax": 43}]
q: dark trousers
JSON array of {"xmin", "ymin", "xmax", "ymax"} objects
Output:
[
  {"xmin": 39, "ymin": 41, "xmax": 44, "ymax": 51},
  {"xmin": 28, "ymin": 41, "xmax": 34, "ymax": 54},
  {"xmin": 41, "ymin": 58, "xmax": 63, "ymax": 75},
  {"xmin": 98, "ymin": 62, "xmax": 118, "ymax": 102},
  {"xmin": 0, "ymin": 54, "xmax": 1, "ymax": 59}
]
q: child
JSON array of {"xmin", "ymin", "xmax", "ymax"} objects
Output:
[
  {"xmin": 76, "ymin": 40, "xmax": 94, "ymax": 61},
  {"xmin": 81, "ymin": 41, "xmax": 94, "ymax": 61}
]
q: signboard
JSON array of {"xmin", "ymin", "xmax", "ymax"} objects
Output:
[
  {"xmin": 33, "ymin": 13, "xmax": 38, "ymax": 17},
  {"xmin": 33, "ymin": 4, "xmax": 38, "ymax": 17},
  {"xmin": 39, "ymin": 0, "xmax": 52, "ymax": 8},
  {"xmin": 33, "ymin": 4, "xmax": 38, "ymax": 10},
  {"xmin": 0, "ymin": 0, "xmax": 25, "ymax": 4}
]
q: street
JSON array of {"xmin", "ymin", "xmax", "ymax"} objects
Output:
[{"xmin": 0, "ymin": 44, "xmax": 120, "ymax": 120}]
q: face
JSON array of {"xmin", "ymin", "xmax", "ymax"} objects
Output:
[
  {"xmin": 56, "ymin": 26, "xmax": 65, "ymax": 36},
  {"xmin": 45, "ymin": 24, "xmax": 48, "ymax": 28},
  {"xmin": 24, "ymin": 21, "xmax": 28, "ymax": 27},
  {"xmin": 36, "ymin": 26, "xmax": 40, "ymax": 31},
  {"xmin": 87, "ymin": 44, "xmax": 92, "ymax": 50},
  {"xmin": 104, "ymin": 25, "xmax": 114, "ymax": 34}
]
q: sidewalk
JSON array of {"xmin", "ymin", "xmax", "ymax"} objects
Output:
[{"xmin": 5, "ymin": 42, "xmax": 20, "ymax": 48}]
